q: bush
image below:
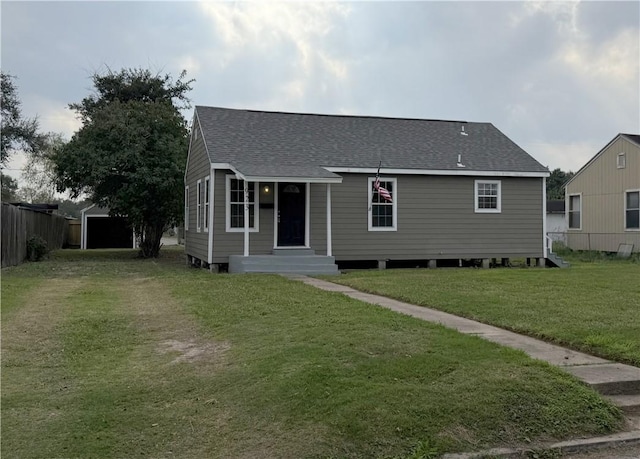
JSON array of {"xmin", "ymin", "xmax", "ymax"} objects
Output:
[{"xmin": 26, "ymin": 236, "xmax": 49, "ymax": 262}]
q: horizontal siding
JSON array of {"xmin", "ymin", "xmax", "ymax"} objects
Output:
[
  {"xmin": 331, "ymin": 174, "xmax": 543, "ymax": 260},
  {"xmin": 567, "ymin": 137, "xmax": 640, "ymax": 234},
  {"xmin": 184, "ymin": 126, "xmax": 210, "ymax": 262},
  {"xmin": 212, "ymin": 174, "xmax": 543, "ymax": 262}
]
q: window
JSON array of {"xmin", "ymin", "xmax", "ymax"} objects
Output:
[
  {"xmin": 204, "ymin": 176, "xmax": 210, "ymax": 232},
  {"xmin": 196, "ymin": 180, "xmax": 202, "ymax": 232},
  {"xmin": 184, "ymin": 186, "xmax": 189, "ymax": 231},
  {"xmin": 568, "ymin": 194, "xmax": 581, "ymax": 229},
  {"xmin": 226, "ymin": 175, "xmax": 258, "ymax": 232},
  {"xmin": 368, "ymin": 177, "xmax": 397, "ymax": 231},
  {"xmin": 474, "ymin": 180, "xmax": 501, "ymax": 213},
  {"xmin": 617, "ymin": 153, "xmax": 626, "ymax": 169},
  {"xmin": 625, "ymin": 190, "xmax": 639, "ymax": 230}
]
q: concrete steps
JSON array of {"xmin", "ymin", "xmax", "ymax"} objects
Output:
[
  {"xmin": 546, "ymin": 251, "xmax": 570, "ymax": 268},
  {"xmin": 229, "ymin": 249, "xmax": 339, "ymax": 275}
]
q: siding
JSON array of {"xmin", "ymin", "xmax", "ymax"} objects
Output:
[
  {"xmin": 184, "ymin": 121, "xmax": 211, "ymax": 262},
  {"xmin": 566, "ymin": 136, "xmax": 640, "ymax": 251},
  {"xmin": 211, "ymin": 173, "xmax": 544, "ymax": 262},
  {"xmin": 330, "ymin": 174, "xmax": 543, "ymax": 260}
]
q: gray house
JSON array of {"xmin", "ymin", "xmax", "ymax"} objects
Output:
[{"xmin": 184, "ymin": 106, "xmax": 551, "ymax": 273}]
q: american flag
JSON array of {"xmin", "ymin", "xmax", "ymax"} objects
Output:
[{"xmin": 374, "ymin": 163, "xmax": 393, "ymax": 202}]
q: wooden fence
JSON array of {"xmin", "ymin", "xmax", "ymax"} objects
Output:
[{"xmin": 1, "ymin": 202, "xmax": 70, "ymax": 268}]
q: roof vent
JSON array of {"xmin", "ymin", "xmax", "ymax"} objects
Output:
[
  {"xmin": 460, "ymin": 125, "xmax": 468, "ymax": 136},
  {"xmin": 457, "ymin": 154, "xmax": 466, "ymax": 168}
]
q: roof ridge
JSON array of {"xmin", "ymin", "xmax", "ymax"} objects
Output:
[{"xmin": 195, "ymin": 105, "xmax": 487, "ymax": 125}]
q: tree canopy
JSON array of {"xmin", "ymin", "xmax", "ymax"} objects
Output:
[
  {"xmin": 1, "ymin": 72, "xmax": 45, "ymax": 168},
  {"xmin": 546, "ymin": 168, "xmax": 575, "ymax": 200},
  {"xmin": 53, "ymin": 68, "xmax": 193, "ymax": 257}
]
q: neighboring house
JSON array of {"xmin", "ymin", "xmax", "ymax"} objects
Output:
[
  {"xmin": 546, "ymin": 200, "xmax": 567, "ymax": 244},
  {"xmin": 184, "ymin": 106, "xmax": 551, "ymax": 273},
  {"xmin": 80, "ymin": 205, "xmax": 135, "ymax": 249},
  {"xmin": 564, "ymin": 133, "xmax": 640, "ymax": 253}
]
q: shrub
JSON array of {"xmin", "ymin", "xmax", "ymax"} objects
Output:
[{"xmin": 26, "ymin": 236, "xmax": 49, "ymax": 262}]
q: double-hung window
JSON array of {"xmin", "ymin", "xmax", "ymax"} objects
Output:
[
  {"xmin": 568, "ymin": 194, "xmax": 581, "ymax": 229},
  {"xmin": 474, "ymin": 180, "xmax": 501, "ymax": 213},
  {"xmin": 625, "ymin": 190, "xmax": 639, "ymax": 230},
  {"xmin": 204, "ymin": 176, "xmax": 210, "ymax": 232},
  {"xmin": 368, "ymin": 177, "xmax": 397, "ymax": 231},
  {"xmin": 226, "ymin": 175, "xmax": 258, "ymax": 232},
  {"xmin": 184, "ymin": 186, "xmax": 189, "ymax": 231},
  {"xmin": 196, "ymin": 180, "xmax": 202, "ymax": 232}
]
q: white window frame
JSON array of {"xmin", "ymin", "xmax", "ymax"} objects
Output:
[
  {"xmin": 226, "ymin": 175, "xmax": 259, "ymax": 232},
  {"xmin": 568, "ymin": 193, "xmax": 582, "ymax": 230},
  {"xmin": 367, "ymin": 177, "xmax": 397, "ymax": 232},
  {"xmin": 184, "ymin": 185, "xmax": 189, "ymax": 231},
  {"xmin": 474, "ymin": 180, "xmax": 501, "ymax": 213},
  {"xmin": 196, "ymin": 179, "xmax": 202, "ymax": 232},
  {"xmin": 204, "ymin": 176, "xmax": 210, "ymax": 233},
  {"xmin": 617, "ymin": 152, "xmax": 626, "ymax": 169},
  {"xmin": 624, "ymin": 189, "xmax": 640, "ymax": 231}
]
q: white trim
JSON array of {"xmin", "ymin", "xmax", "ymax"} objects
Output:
[
  {"xmin": 305, "ymin": 182, "xmax": 310, "ymax": 247},
  {"xmin": 273, "ymin": 185, "xmax": 279, "ymax": 249},
  {"xmin": 367, "ymin": 177, "xmax": 397, "ymax": 232},
  {"xmin": 203, "ymin": 176, "xmax": 210, "ymax": 233},
  {"xmin": 326, "ymin": 183, "xmax": 332, "ymax": 257},
  {"xmin": 617, "ymin": 152, "xmax": 627, "ymax": 169},
  {"xmin": 225, "ymin": 175, "xmax": 259, "ymax": 232},
  {"xmin": 565, "ymin": 134, "xmax": 635, "ymax": 187},
  {"xmin": 208, "ymin": 166, "xmax": 215, "ymax": 264},
  {"xmin": 196, "ymin": 179, "xmax": 202, "ymax": 233},
  {"xmin": 184, "ymin": 185, "xmax": 189, "ymax": 232},
  {"xmin": 474, "ymin": 180, "xmax": 502, "ymax": 213},
  {"xmin": 542, "ymin": 177, "xmax": 547, "ymax": 256},
  {"xmin": 243, "ymin": 181, "xmax": 249, "ymax": 256},
  {"xmin": 567, "ymin": 192, "xmax": 582, "ymax": 230},
  {"xmin": 624, "ymin": 189, "xmax": 640, "ymax": 231},
  {"xmin": 326, "ymin": 166, "xmax": 549, "ymax": 178},
  {"xmin": 238, "ymin": 174, "xmax": 342, "ymax": 184}
]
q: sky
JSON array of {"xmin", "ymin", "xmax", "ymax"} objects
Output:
[{"xmin": 2, "ymin": 1, "xmax": 639, "ymax": 187}]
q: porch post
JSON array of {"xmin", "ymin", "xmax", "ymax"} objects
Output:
[
  {"xmin": 326, "ymin": 183, "xmax": 332, "ymax": 256},
  {"xmin": 243, "ymin": 181, "xmax": 249, "ymax": 256}
]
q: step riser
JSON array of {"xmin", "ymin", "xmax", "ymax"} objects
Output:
[
  {"xmin": 591, "ymin": 380, "xmax": 640, "ymax": 396},
  {"xmin": 229, "ymin": 255, "xmax": 339, "ymax": 274}
]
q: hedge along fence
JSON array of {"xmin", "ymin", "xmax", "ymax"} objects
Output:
[{"xmin": 1, "ymin": 202, "xmax": 69, "ymax": 268}]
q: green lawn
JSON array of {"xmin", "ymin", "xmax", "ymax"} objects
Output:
[
  {"xmin": 325, "ymin": 256, "xmax": 640, "ymax": 366},
  {"xmin": 1, "ymin": 248, "xmax": 625, "ymax": 458}
]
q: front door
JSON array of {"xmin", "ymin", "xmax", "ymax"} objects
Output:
[{"xmin": 277, "ymin": 182, "xmax": 306, "ymax": 246}]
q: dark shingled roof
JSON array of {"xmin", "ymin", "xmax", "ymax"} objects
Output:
[
  {"xmin": 621, "ymin": 133, "xmax": 640, "ymax": 146},
  {"xmin": 195, "ymin": 106, "xmax": 548, "ymax": 176}
]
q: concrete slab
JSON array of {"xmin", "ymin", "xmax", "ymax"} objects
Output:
[
  {"xmin": 566, "ymin": 364, "xmax": 640, "ymax": 395},
  {"xmin": 605, "ymin": 395, "xmax": 640, "ymax": 414}
]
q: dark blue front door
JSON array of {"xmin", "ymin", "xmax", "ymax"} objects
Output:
[{"xmin": 277, "ymin": 183, "xmax": 305, "ymax": 246}]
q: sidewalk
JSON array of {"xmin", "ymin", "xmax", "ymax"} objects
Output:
[{"xmin": 285, "ymin": 274, "xmax": 640, "ymax": 457}]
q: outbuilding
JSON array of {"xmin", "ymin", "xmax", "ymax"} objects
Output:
[{"xmin": 80, "ymin": 204, "xmax": 135, "ymax": 249}]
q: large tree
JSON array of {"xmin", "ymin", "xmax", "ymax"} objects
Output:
[
  {"xmin": 546, "ymin": 168, "xmax": 575, "ymax": 200},
  {"xmin": 53, "ymin": 68, "xmax": 193, "ymax": 257},
  {"xmin": 1, "ymin": 72, "xmax": 44, "ymax": 168}
]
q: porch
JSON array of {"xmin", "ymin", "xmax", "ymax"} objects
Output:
[{"xmin": 229, "ymin": 248, "xmax": 339, "ymax": 274}]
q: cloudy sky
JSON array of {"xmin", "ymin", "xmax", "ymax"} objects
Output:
[{"xmin": 2, "ymin": 1, "xmax": 639, "ymax": 186}]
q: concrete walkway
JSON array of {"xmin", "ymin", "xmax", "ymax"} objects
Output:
[{"xmin": 286, "ymin": 274, "xmax": 640, "ymax": 456}]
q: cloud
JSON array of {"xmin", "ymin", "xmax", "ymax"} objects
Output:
[{"xmin": 196, "ymin": 2, "xmax": 352, "ymax": 109}]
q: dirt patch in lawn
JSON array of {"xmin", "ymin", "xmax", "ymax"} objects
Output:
[{"xmin": 114, "ymin": 278, "xmax": 231, "ymax": 368}]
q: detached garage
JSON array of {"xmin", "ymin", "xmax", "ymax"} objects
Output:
[{"xmin": 81, "ymin": 205, "xmax": 135, "ymax": 249}]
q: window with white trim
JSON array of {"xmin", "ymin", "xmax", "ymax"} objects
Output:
[
  {"xmin": 184, "ymin": 185, "xmax": 189, "ymax": 231},
  {"xmin": 204, "ymin": 176, "xmax": 210, "ymax": 232},
  {"xmin": 368, "ymin": 177, "xmax": 397, "ymax": 231},
  {"xmin": 568, "ymin": 194, "xmax": 581, "ymax": 229},
  {"xmin": 196, "ymin": 179, "xmax": 202, "ymax": 232},
  {"xmin": 226, "ymin": 175, "xmax": 258, "ymax": 232},
  {"xmin": 474, "ymin": 180, "xmax": 501, "ymax": 213},
  {"xmin": 617, "ymin": 153, "xmax": 626, "ymax": 169},
  {"xmin": 625, "ymin": 190, "xmax": 639, "ymax": 230}
]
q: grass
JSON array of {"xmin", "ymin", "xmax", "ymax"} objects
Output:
[
  {"xmin": 325, "ymin": 254, "xmax": 640, "ymax": 366},
  {"xmin": 1, "ymin": 248, "xmax": 626, "ymax": 458}
]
